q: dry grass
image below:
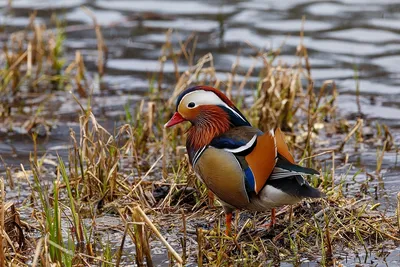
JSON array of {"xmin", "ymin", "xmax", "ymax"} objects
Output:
[{"xmin": 0, "ymin": 15, "xmax": 399, "ymax": 267}]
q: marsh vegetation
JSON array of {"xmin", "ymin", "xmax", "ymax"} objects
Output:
[{"xmin": 1, "ymin": 1, "xmax": 400, "ymax": 266}]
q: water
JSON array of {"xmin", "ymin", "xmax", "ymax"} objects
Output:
[
  {"xmin": 1, "ymin": 0, "xmax": 400, "ymax": 265},
  {"xmin": 2, "ymin": 0, "xmax": 400, "ymax": 172},
  {"xmin": 2, "ymin": 0, "xmax": 399, "ymax": 119}
]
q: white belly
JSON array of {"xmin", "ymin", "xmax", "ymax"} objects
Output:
[{"xmin": 246, "ymin": 185, "xmax": 301, "ymax": 212}]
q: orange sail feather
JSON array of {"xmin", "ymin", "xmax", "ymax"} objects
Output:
[
  {"xmin": 245, "ymin": 132, "xmax": 276, "ymax": 193},
  {"xmin": 274, "ymin": 128, "xmax": 295, "ymax": 163}
]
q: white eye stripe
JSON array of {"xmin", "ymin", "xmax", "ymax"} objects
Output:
[
  {"xmin": 181, "ymin": 90, "xmax": 224, "ymax": 106},
  {"xmin": 180, "ymin": 90, "xmax": 247, "ymax": 122}
]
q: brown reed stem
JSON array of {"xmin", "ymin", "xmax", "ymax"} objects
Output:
[
  {"xmin": 0, "ymin": 178, "xmax": 4, "ymax": 267},
  {"xmin": 197, "ymin": 228, "xmax": 203, "ymax": 267},
  {"xmin": 331, "ymin": 151, "xmax": 335, "ymax": 189},
  {"xmin": 162, "ymin": 128, "xmax": 168, "ymax": 179},
  {"xmin": 397, "ymin": 192, "xmax": 400, "ymax": 233},
  {"xmin": 134, "ymin": 205, "xmax": 183, "ymax": 265}
]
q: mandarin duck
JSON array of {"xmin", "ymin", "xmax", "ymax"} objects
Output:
[{"xmin": 165, "ymin": 86, "xmax": 323, "ymax": 234}]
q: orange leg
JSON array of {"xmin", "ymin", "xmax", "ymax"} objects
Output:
[
  {"xmin": 207, "ymin": 190, "xmax": 215, "ymax": 207},
  {"xmin": 225, "ymin": 213, "xmax": 233, "ymax": 235},
  {"xmin": 271, "ymin": 208, "xmax": 276, "ymax": 226},
  {"xmin": 265, "ymin": 208, "xmax": 276, "ymax": 229}
]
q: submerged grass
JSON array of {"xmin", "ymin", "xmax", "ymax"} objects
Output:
[{"xmin": 0, "ymin": 14, "xmax": 399, "ymax": 266}]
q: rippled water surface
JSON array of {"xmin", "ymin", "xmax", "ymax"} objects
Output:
[
  {"xmin": 1, "ymin": 0, "xmax": 400, "ymax": 265},
  {"xmin": 2, "ymin": 0, "xmax": 400, "ymax": 167}
]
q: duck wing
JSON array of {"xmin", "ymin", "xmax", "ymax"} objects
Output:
[{"xmin": 210, "ymin": 126, "xmax": 319, "ymax": 194}]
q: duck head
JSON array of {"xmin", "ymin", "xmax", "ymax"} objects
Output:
[{"xmin": 165, "ymin": 86, "xmax": 251, "ymax": 149}]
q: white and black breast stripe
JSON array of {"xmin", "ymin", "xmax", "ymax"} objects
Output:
[
  {"xmin": 192, "ymin": 146, "xmax": 207, "ymax": 166},
  {"xmin": 223, "ymin": 134, "xmax": 257, "ymax": 154}
]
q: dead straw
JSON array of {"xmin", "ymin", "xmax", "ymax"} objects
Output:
[
  {"xmin": 133, "ymin": 205, "xmax": 183, "ymax": 265},
  {"xmin": 0, "ymin": 178, "xmax": 4, "ymax": 267},
  {"xmin": 397, "ymin": 192, "xmax": 400, "ymax": 233}
]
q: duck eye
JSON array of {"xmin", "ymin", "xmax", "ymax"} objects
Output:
[{"xmin": 188, "ymin": 102, "xmax": 195, "ymax": 108}]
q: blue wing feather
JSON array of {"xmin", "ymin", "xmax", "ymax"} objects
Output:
[{"xmin": 244, "ymin": 167, "xmax": 256, "ymax": 193}]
